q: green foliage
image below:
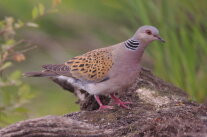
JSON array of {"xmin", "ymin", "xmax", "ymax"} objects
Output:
[
  {"xmin": 0, "ymin": 17, "xmax": 36, "ymax": 126},
  {"xmin": 0, "ymin": 1, "xmax": 62, "ymax": 126},
  {"xmin": 121, "ymin": 0, "xmax": 207, "ymax": 102},
  {"xmin": 32, "ymin": 3, "xmax": 45, "ymax": 19}
]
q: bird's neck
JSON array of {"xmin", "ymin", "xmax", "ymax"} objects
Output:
[
  {"xmin": 124, "ymin": 39, "xmax": 140, "ymax": 51},
  {"xmin": 123, "ymin": 38, "xmax": 148, "ymax": 63},
  {"xmin": 124, "ymin": 38, "xmax": 148, "ymax": 50}
]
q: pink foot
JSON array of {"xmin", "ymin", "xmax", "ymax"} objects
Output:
[
  {"xmin": 110, "ymin": 94, "xmax": 132, "ymax": 109},
  {"xmin": 94, "ymin": 95, "xmax": 114, "ymax": 110},
  {"xmin": 116, "ymin": 102, "xmax": 131, "ymax": 109}
]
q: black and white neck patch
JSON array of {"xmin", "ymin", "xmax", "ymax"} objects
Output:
[{"xmin": 124, "ymin": 39, "xmax": 140, "ymax": 50}]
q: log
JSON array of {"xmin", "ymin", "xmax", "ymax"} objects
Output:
[{"xmin": 0, "ymin": 68, "xmax": 207, "ymax": 137}]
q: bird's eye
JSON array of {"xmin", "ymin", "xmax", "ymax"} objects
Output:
[{"xmin": 145, "ymin": 30, "xmax": 152, "ymax": 35}]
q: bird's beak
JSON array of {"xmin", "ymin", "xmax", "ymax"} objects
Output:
[{"xmin": 154, "ymin": 35, "xmax": 165, "ymax": 43}]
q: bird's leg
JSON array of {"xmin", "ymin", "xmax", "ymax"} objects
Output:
[
  {"xmin": 110, "ymin": 94, "xmax": 132, "ymax": 109},
  {"xmin": 94, "ymin": 95, "xmax": 114, "ymax": 109}
]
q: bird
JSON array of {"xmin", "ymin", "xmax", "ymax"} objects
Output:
[{"xmin": 24, "ymin": 25, "xmax": 165, "ymax": 110}]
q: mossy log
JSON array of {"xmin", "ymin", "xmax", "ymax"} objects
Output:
[{"xmin": 0, "ymin": 68, "xmax": 207, "ymax": 137}]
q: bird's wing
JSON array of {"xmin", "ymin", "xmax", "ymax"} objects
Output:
[
  {"xmin": 65, "ymin": 48, "xmax": 113, "ymax": 82},
  {"xmin": 42, "ymin": 64, "xmax": 72, "ymax": 77}
]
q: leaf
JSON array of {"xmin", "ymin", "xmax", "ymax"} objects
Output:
[
  {"xmin": 9, "ymin": 70, "xmax": 22, "ymax": 80},
  {"xmin": 38, "ymin": 3, "xmax": 45, "ymax": 16},
  {"xmin": 32, "ymin": 6, "xmax": 39, "ymax": 19},
  {"xmin": 2, "ymin": 39, "xmax": 15, "ymax": 50},
  {"xmin": 0, "ymin": 62, "xmax": 12, "ymax": 70},
  {"xmin": 18, "ymin": 85, "xmax": 35, "ymax": 100},
  {"xmin": 5, "ymin": 39, "xmax": 15, "ymax": 45},
  {"xmin": 26, "ymin": 22, "xmax": 39, "ymax": 28},
  {"xmin": 14, "ymin": 20, "xmax": 24, "ymax": 29}
]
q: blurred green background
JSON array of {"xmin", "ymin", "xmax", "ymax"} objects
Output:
[{"xmin": 0, "ymin": 0, "xmax": 206, "ymax": 126}]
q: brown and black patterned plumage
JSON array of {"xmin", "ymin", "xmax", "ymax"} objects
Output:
[{"xmin": 65, "ymin": 48, "xmax": 113, "ymax": 82}]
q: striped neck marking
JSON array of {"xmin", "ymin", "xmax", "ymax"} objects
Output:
[{"xmin": 124, "ymin": 39, "xmax": 140, "ymax": 50}]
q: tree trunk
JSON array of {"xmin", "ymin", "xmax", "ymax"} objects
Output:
[{"xmin": 0, "ymin": 68, "xmax": 207, "ymax": 137}]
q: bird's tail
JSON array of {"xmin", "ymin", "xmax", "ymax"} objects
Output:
[{"xmin": 24, "ymin": 71, "xmax": 57, "ymax": 77}]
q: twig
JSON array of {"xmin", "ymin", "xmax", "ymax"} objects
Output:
[{"xmin": 19, "ymin": 45, "xmax": 37, "ymax": 53}]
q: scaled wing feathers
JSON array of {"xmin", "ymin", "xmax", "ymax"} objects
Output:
[{"xmin": 65, "ymin": 48, "xmax": 113, "ymax": 82}]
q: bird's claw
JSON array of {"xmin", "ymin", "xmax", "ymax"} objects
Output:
[
  {"xmin": 115, "ymin": 101, "xmax": 132, "ymax": 109},
  {"xmin": 115, "ymin": 100, "xmax": 134, "ymax": 109},
  {"xmin": 99, "ymin": 105, "xmax": 114, "ymax": 110}
]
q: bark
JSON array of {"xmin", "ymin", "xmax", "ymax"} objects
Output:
[{"xmin": 0, "ymin": 68, "xmax": 207, "ymax": 137}]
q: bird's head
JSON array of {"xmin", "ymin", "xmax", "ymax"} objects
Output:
[{"xmin": 133, "ymin": 25, "xmax": 165, "ymax": 44}]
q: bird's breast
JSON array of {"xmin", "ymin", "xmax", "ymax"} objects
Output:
[{"xmin": 109, "ymin": 62, "xmax": 140, "ymax": 87}]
